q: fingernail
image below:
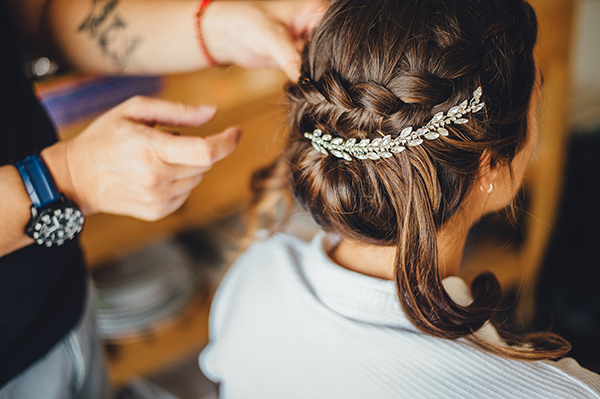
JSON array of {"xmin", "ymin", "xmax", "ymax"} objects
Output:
[
  {"xmin": 198, "ymin": 104, "xmax": 218, "ymax": 114},
  {"xmin": 227, "ymin": 127, "xmax": 242, "ymax": 144}
]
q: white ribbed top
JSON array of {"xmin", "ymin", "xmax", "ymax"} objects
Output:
[{"xmin": 199, "ymin": 232, "xmax": 600, "ymax": 399}]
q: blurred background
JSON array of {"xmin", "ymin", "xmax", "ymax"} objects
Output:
[{"xmin": 29, "ymin": 0, "xmax": 600, "ymax": 397}]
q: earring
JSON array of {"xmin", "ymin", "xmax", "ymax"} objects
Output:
[{"xmin": 480, "ymin": 183, "xmax": 494, "ymax": 194}]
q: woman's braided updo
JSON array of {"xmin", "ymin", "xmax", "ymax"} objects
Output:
[{"xmin": 252, "ymin": 0, "xmax": 570, "ymax": 359}]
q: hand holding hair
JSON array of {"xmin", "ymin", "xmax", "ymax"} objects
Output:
[
  {"xmin": 42, "ymin": 96, "xmax": 241, "ymax": 221},
  {"xmin": 200, "ymin": 0, "xmax": 325, "ymax": 81}
]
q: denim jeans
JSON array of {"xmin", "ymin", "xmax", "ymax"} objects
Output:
[{"xmin": 0, "ymin": 281, "xmax": 113, "ymax": 399}]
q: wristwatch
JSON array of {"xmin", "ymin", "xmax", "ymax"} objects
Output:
[{"xmin": 15, "ymin": 154, "xmax": 84, "ymax": 247}]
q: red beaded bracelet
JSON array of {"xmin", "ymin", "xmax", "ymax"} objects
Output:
[{"xmin": 195, "ymin": 0, "xmax": 221, "ymax": 67}]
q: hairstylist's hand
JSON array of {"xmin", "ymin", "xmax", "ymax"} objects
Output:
[
  {"xmin": 42, "ymin": 96, "xmax": 241, "ymax": 221},
  {"xmin": 202, "ymin": 0, "xmax": 325, "ymax": 81}
]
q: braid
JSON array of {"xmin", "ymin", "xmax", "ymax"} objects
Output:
[{"xmin": 252, "ymin": 0, "xmax": 569, "ymax": 361}]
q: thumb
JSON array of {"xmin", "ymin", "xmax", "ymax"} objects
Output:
[
  {"xmin": 204, "ymin": 126, "xmax": 244, "ymax": 163},
  {"xmin": 152, "ymin": 126, "xmax": 242, "ymax": 167},
  {"xmin": 263, "ymin": 23, "xmax": 302, "ymax": 81}
]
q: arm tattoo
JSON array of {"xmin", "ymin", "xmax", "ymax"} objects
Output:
[{"xmin": 78, "ymin": 0, "xmax": 142, "ymax": 71}]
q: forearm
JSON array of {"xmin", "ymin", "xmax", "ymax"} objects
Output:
[
  {"xmin": 8, "ymin": 0, "xmax": 323, "ymax": 78},
  {"xmin": 31, "ymin": 0, "xmax": 207, "ymax": 74},
  {"xmin": 0, "ymin": 142, "xmax": 80, "ymax": 257}
]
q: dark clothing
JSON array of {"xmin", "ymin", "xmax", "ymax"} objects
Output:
[{"xmin": 0, "ymin": 4, "xmax": 88, "ymax": 388}]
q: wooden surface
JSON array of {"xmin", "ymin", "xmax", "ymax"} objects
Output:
[{"xmin": 460, "ymin": 0, "xmax": 576, "ymax": 324}]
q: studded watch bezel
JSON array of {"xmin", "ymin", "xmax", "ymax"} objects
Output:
[{"xmin": 25, "ymin": 196, "xmax": 84, "ymax": 247}]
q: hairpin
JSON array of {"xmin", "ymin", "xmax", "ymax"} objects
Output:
[{"xmin": 304, "ymin": 87, "xmax": 485, "ymax": 161}]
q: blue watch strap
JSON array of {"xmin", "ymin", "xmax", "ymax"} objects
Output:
[{"xmin": 15, "ymin": 154, "xmax": 61, "ymax": 208}]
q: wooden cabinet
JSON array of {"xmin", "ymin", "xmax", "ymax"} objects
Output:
[{"xmin": 459, "ymin": 0, "xmax": 576, "ymax": 325}]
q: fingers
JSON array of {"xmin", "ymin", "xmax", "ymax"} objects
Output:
[
  {"xmin": 136, "ymin": 192, "xmax": 191, "ymax": 222},
  {"xmin": 203, "ymin": 127, "xmax": 243, "ymax": 163},
  {"xmin": 268, "ymin": 1, "xmax": 326, "ymax": 38},
  {"xmin": 121, "ymin": 96, "xmax": 218, "ymax": 127},
  {"xmin": 128, "ymin": 174, "xmax": 204, "ymax": 221},
  {"xmin": 160, "ymin": 193, "xmax": 190, "ymax": 221},
  {"xmin": 151, "ymin": 126, "xmax": 242, "ymax": 168},
  {"xmin": 168, "ymin": 174, "xmax": 204, "ymax": 198},
  {"xmin": 261, "ymin": 1, "xmax": 326, "ymax": 80},
  {"xmin": 263, "ymin": 22, "xmax": 303, "ymax": 81}
]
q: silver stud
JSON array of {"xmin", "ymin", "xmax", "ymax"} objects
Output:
[
  {"xmin": 424, "ymin": 131, "xmax": 440, "ymax": 140},
  {"xmin": 312, "ymin": 142, "xmax": 328, "ymax": 155},
  {"xmin": 400, "ymin": 127, "xmax": 412, "ymax": 138},
  {"xmin": 331, "ymin": 149, "xmax": 345, "ymax": 158},
  {"xmin": 431, "ymin": 112, "xmax": 444, "ymax": 124}
]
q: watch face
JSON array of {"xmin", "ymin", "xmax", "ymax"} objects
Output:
[{"xmin": 31, "ymin": 207, "xmax": 84, "ymax": 247}]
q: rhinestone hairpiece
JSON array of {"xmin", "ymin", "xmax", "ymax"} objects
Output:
[{"xmin": 304, "ymin": 87, "xmax": 485, "ymax": 161}]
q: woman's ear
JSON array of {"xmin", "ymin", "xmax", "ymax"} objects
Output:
[{"xmin": 478, "ymin": 151, "xmax": 499, "ymax": 194}]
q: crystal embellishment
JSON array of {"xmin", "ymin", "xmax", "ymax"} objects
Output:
[{"xmin": 303, "ymin": 87, "xmax": 485, "ymax": 161}]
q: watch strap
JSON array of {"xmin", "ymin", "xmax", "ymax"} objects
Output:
[{"xmin": 15, "ymin": 154, "xmax": 61, "ymax": 208}]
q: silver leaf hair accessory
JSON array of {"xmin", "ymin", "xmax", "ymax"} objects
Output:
[{"xmin": 304, "ymin": 86, "xmax": 485, "ymax": 161}]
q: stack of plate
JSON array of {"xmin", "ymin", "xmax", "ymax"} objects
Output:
[{"xmin": 93, "ymin": 239, "xmax": 198, "ymax": 340}]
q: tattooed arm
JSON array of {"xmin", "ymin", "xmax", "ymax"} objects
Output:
[
  {"xmin": 6, "ymin": 0, "xmax": 323, "ymax": 78},
  {"xmin": 1, "ymin": 0, "xmax": 323, "ymax": 256}
]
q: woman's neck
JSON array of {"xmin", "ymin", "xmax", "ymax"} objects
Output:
[{"xmin": 329, "ymin": 215, "xmax": 473, "ymax": 280}]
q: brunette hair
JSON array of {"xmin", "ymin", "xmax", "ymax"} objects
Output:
[{"xmin": 251, "ymin": 0, "xmax": 570, "ymax": 359}]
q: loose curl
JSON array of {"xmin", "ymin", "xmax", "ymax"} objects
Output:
[{"xmin": 251, "ymin": 0, "xmax": 570, "ymax": 360}]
